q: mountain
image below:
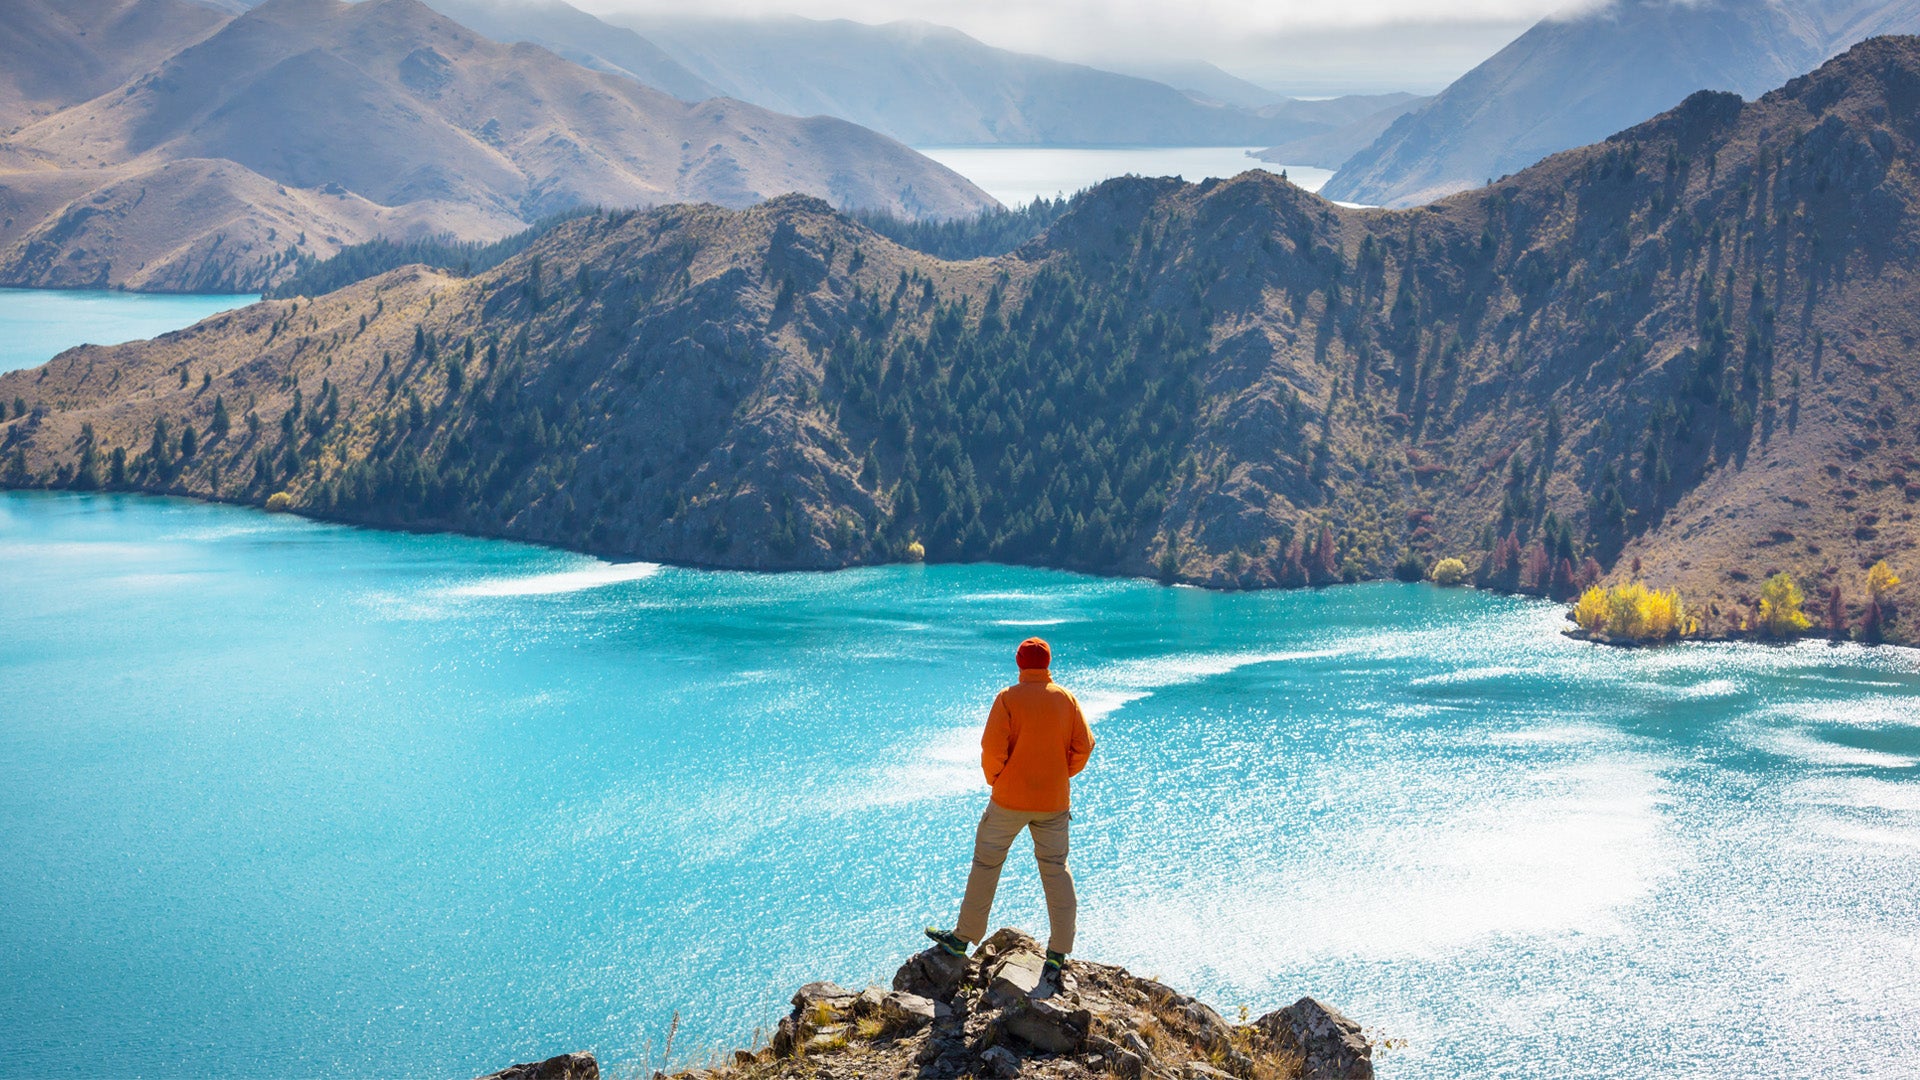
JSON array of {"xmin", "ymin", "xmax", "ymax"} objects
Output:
[
  {"xmin": 6, "ymin": 37, "xmax": 1919, "ymax": 642},
  {"xmin": 0, "ymin": 0, "xmax": 994, "ymax": 290},
  {"xmin": 421, "ymin": 0, "xmax": 719, "ymax": 102},
  {"xmin": 605, "ymin": 14, "xmax": 1359, "ymax": 148},
  {"xmin": 0, "ymin": 0, "xmax": 232, "ymax": 133},
  {"xmin": 1324, "ymin": 0, "xmax": 1920, "ymax": 207},
  {"xmin": 1253, "ymin": 93, "xmax": 1428, "ymax": 169},
  {"xmin": 1109, "ymin": 60, "xmax": 1288, "ymax": 109},
  {"xmin": 435, "ymin": 1, "xmax": 1426, "ymax": 155}
]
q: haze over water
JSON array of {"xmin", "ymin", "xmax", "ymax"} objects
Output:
[{"xmin": 4, "ymin": 491, "xmax": 1919, "ymax": 1079}]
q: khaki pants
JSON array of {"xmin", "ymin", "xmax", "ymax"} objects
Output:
[{"xmin": 955, "ymin": 800, "xmax": 1076, "ymax": 955}]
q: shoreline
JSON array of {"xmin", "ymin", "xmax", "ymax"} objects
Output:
[{"xmin": 9, "ymin": 485, "xmax": 1912, "ymax": 652}]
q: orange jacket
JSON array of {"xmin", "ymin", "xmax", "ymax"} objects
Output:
[{"xmin": 981, "ymin": 669, "xmax": 1095, "ymax": 812}]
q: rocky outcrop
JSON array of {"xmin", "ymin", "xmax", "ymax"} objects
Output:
[
  {"xmin": 714, "ymin": 928, "xmax": 1369, "ymax": 1080},
  {"xmin": 1252, "ymin": 999, "xmax": 1372, "ymax": 1080},
  {"xmin": 475, "ymin": 1051, "xmax": 600, "ymax": 1080}
]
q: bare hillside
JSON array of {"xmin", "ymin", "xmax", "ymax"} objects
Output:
[
  {"xmin": 0, "ymin": 0, "xmax": 231, "ymax": 133},
  {"xmin": 0, "ymin": 0, "xmax": 995, "ymax": 290}
]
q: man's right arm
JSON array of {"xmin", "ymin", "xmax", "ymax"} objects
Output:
[{"xmin": 981, "ymin": 694, "xmax": 1012, "ymax": 786}]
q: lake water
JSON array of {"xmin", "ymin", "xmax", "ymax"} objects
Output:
[
  {"xmin": 915, "ymin": 147, "xmax": 1334, "ymax": 209},
  {"xmin": 0, "ymin": 287, "xmax": 257, "ymax": 374},
  {"xmin": 4, "ymin": 491, "xmax": 1919, "ymax": 1080}
]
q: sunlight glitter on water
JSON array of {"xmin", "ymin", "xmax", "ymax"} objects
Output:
[{"xmin": 4, "ymin": 491, "xmax": 1920, "ymax": 1079}]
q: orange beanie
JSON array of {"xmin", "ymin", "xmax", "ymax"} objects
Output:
[{"xmin": 1016, "ymin": 637, "xmax": 1051, "ymax": 669}]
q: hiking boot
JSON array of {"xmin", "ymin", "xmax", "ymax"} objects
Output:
[
  {"xmin": 924, "ymin": 927, "xmax": 969, "ymax": 957},
  {"xmin": 1044, "ymin": 950, "xmax": 1069, "ymax": 973}
]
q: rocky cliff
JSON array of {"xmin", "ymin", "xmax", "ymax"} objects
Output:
[
  {"xmin": 5, "ymin": 38, "xmax": 1920, "ymax": 642},
  {"xmin": 475, "ymin": 931, "xmax": 1373, "ymax": 1080}
]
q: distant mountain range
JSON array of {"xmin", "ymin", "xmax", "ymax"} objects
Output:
[
  {"xmin": 0, "ymin": 0, "xmax": 994, "ymax": 290},
  {"xmin": 430, "ymin": 0, "xmax": 1424, "ymax": 153},
  {"xmin": 10, "ymin": 36, "xmax": 1917, "ymax": 643},
  {"xmin": 1325, "ymin": 0, "xmax": 1920, "ymax": 206}
]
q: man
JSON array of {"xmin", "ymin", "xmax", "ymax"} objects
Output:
[{"xmin": 925, "ymin": 637, "xmax": 1095, "ymax": 972}]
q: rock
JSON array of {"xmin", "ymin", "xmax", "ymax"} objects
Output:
[
  {"xmin": 976, "ymin": 927, "xmax": 1042, "ymax": 961},
  {"xmin": 855, "ymin": 986, "xmax": 890, "ymax": 1015},
  {"xmin": 1182, "ymin": 1002, "xmax": 1236, "ymax": 1051},
  {"xmin": 894, "ymin": 947, "xmax": 969, "ymax": 1002},
  {"xmin": 805, "ymin": 1025, "xmax": 849, "ymax": 1053},
  {"xmin": 1136, "ymin": 979, "xmax": 1187, "ymax": 1006},
  {"xmin": 1253, "ymin": 998, "xmax": 1373, "ymax": 1080},
  {"xmin": 980, "ymin": 1044, "xmax": 1022, "ymax": 1078},
  {"xmin": 776, "ymin": 980, "xmax": 860, "ymax": 1056},
  {"xmin": 686, "ymin": 933, "xmax": 1373, "ymax": 1080},
  {"xmin": 474, "ymin": 1052, "xmax": 599, "ymax": 1080},
  {"xmin": 999, "ymin": 996, "xmax": 1091, "ymax": 1054},
  {"xmin": 932, "ymin": 1048, "xmax": 973, "ymax": 1078},
  {"xmin": 792, "ymin": 981, "xmax": 858, "ymax": 1019},
  {"xmin": 771, "ymin": 1016, "xmax": 800, "ymax": 1058},
  {"xmin": 878, "ymin": 990, "xmax": 943, "ymax": 1032},
  {"xmin": 984, "ymin": 950, "xmax": 1047, "ymax": 1007}
]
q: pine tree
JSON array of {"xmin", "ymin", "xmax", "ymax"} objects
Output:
[{"xmin": 1314, "ymin": 525, "xmax": 1339, "ymax": 583}]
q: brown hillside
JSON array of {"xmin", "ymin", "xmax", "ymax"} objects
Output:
[
  {"xmin": 0, "ymin": 0, "xmax": 995, "ymax": 290},
  {"xmin": 5, "ymin": 37, "xmax": 1919, "ymax": 643},
  {"xmin": 0, "ymin": 0, "xmax": 231, "ymax": 133}
]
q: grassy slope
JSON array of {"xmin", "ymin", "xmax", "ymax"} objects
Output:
[{"xmin": 4, "ymin": 38, "xmax": 1919, "ymax": 641}]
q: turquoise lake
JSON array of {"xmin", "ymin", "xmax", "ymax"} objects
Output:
[
  {"xmin": 4, "ymin": 491, "xmax": 1920, "ymax": 1079},
  {"xmin": 0, "ymin": 288, "xmax": 256, "ymax": 374}
]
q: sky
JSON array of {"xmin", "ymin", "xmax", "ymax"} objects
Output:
[{"xmin": 577, "ymin": 0, "xmax": 1600, "ymax": 94}]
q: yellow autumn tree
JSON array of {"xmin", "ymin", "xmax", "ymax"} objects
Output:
[
  {"xmin": 1867, "ymin": 560, "xmax": 1901, "ymax": 602},
  {"xmin": 1758, "ymin": 572, "xmax": 1812, "ymax": 637},
  {"xmin": 1571, "ymin": 581, "xmax": 1685, "ymax": 641},
  {"xmin": 1430, "ymin": 557, "xmax": 1468, "ymax": 586},
  {"xmin": 1573, "ymin": 586, "xmax": 1610, "ymax": 632}
]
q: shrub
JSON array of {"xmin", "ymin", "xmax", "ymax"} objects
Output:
[
  {"xmin": 264, "ymin": 491, "xmax": 293, "ymax": 512},
  {"xmin": 1571, "ymin": 581, "xmax": 1686, "ymax": 642},
  {"xmin": 1393, "ymin": 550, "xmax": 1427, "ymax": 582},
  {"xmin": 905, "ymin": 540, "xmax": 925, "ymax": 562},
  {"xmin": 1758, "ymin": 572, "xmax": 1812, "ymax": 637},
  {"xmin": 1431, "ymin": 557, "xmax": 1468, "ymax": 586}
]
